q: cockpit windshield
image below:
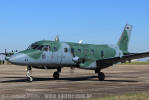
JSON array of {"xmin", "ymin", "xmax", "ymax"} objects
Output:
[
  {"xmin": 32, "ymin": 45, "xmax": 40, "ymax": 49},
  {"xmin": 28, "ymin": 44, "xmax": 50, "ymax": 51}
]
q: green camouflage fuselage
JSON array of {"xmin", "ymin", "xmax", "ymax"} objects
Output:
[
  {"xmin": 8, "ymin": 24, "xmax": 131, "ymax": 70},
  {"xmin": 9, "ymin": 40, "xmax": 123, "ymax": 70}
]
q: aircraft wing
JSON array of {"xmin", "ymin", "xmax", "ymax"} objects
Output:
[{"xmin": 97, "ymin": 52, "xmax": 149, "ymax": 64}]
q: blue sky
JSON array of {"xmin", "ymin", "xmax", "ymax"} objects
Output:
[{"xmin": 0, "ymin": 0, "xmax": 149, "ymax": 53}]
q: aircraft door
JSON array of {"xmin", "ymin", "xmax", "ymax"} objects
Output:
[
  {"xmin": 51, "ymin": 42, "xmax": 61, "ymax": 65},
  {"xmin": 84, "ymin": 48, "xmax": 89, "ymax": 59},
  {"xmin": 61, "ymin": 44, "xmax": 74, "ymax": 65},
  {"xmin": 41, "ymin": 45, "xmax": 50, "ymax": 64}
]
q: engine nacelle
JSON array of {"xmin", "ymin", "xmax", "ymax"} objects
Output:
[{"xmin": 72, "ymin": 56, "xmax": 80, "ymax": 63}]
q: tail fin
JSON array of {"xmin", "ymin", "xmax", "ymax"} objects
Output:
[{"xmin": 117, "ymin": 24, "xmax": 132, "ymax": 53}]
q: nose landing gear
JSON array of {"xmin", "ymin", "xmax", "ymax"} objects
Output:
[{"xmin": 26, "ymin": 66, "xmax": 33, "ymax": 82}]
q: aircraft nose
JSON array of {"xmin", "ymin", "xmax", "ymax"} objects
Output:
[{"xmin": 9, "ymin": 53, "xmax": 27, "ymax": 65}]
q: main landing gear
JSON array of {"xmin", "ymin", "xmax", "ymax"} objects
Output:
[
  {"xmin": 98, "ymin": 72, "xmax": 105, "ymax": 81},
  {"xmin": 26, "ymin": 66, "xmax": 33, "ymax": 82},
  {"xmin": 53, "ymin": 68, "xmax": 61, "ymax": 79},
  {"xmin": 95, "ymin": 69, "xmax": 105, "ymax": 81}
]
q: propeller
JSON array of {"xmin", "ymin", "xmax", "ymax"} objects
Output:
[
  {"xmin": 0, "ymin": 49, "xmax": 18, "ymax": 61},
  {"xmin": 5, "ymin": 49, "xmax": 8, "ymax": 56},
  {"xmin": 69, "ymin": 56, "xmax": 83, "ymax": 73}
]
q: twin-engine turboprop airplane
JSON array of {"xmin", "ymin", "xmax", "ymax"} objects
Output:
[{"xmin": 6, "ymin": 24, "xmax": 149, "ymax": 82}]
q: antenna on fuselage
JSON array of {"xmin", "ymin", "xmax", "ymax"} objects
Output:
[
  {"xmin": 79, "ymin": 40, "xmax": 83, "ymax": 44},
  {"xmin": 55, "ymin": 35, "xmax": 60, "ymax": 42}
]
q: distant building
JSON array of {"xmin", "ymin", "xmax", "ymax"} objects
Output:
[{"xmin": 131, "ymin": 59, "xmax": 137, "ymax": 62}]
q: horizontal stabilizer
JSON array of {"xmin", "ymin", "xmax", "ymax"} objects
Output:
[{"xmin": 97, "ymin": 52, "xmax": 149, "ymax": 64}]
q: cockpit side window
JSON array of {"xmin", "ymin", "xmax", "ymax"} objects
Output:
[
  {"xmin": 37, "ymin": 45, "xmax": 44, "ymax": 51},
  {"xmin": 28, "ymin": 44, "xmax": 51, "ymax": 51},
  {"xmin": 43, "ymin": 45, "xmax": 49, "ymax": 51},
  {"xmin": 53, "ymin": 47, "xmax": 57, "ymax": 51},
  {"xmin": 32, "ymin": 45, "xmax": 39, "ymax": 49}
]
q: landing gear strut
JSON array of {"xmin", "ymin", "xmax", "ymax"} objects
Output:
[
  {"xmin": 53, "ymin": 68, "xmax": 61, "ymax": 79},
  {"xmin": 26, "ymin": 66, "xmax": 33, "ymax": 82}
]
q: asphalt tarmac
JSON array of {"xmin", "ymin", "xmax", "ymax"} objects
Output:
[{"xmin": 0, "ymin": 64, "xmax": 149, "ymax": 100}]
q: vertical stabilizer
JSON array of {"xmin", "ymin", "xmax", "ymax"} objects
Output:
[{"xmin": 117, "ymin": 24, "xmax": 132, "ymax": 53}]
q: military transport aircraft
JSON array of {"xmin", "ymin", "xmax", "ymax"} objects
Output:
[{"xmin": 3, "ymin": 24, "xmax": 149, "ymax": 82}]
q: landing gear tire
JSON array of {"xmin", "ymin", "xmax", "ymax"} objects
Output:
[
  {"xmin": 27, "ymin": 76, "xmax": 33, "ymax": 82},
  {"xmin": 98, "ymin": 72, "xmax": 105, "ymax": 81},
  {"xmin": 53, "ymin": 72, "xmax": 60, "ymax": 79},
  {"xmin": 53, "ymin": 68, "xmax": 61, "ymax": 79}
]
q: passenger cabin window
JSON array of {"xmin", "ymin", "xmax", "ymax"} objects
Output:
[
  {"xmin": 54, "ymin": 47, "xmax": 57, "ymax": 51},
  {"xmin": 78, "ymin": 49, "xmax": 81, "ymax": 53},
  {"xmin": 71, "ymin": 48, "xmax": 74, "ymax": 53},
  {"xmin": 91, "ymin": 49, "xmax": 94, "ymax": 55},
  {"xmin": 64, "ymin": 48, "xmax": 68, "ymax": 52},
  {"xmin": 101, "ymin": 50, "xmax": 104, "ymax": 58}
]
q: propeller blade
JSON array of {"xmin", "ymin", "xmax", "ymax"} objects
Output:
[{"xmin": 5, "ymin": 49, "xmax": 7, "ymax": 54}]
